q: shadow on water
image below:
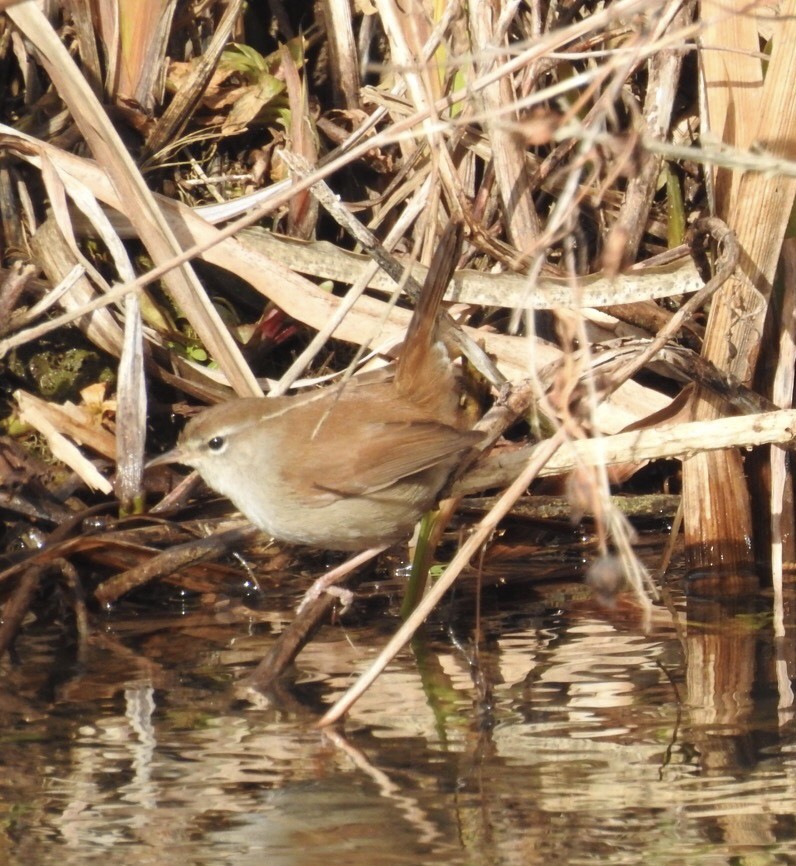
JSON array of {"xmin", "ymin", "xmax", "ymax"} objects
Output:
[{"xmin": 1, "ymin": 536, "xmax": 796, "ymax": 866}]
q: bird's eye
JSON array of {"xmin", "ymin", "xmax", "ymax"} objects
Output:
[{"xmin": 207, "ymin": 436, "xmax": 225, "ymax": 452}]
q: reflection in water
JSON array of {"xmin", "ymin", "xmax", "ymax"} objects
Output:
[{"xmin": 1, "ymin": 562, "xmax": 796, "ymax": 865}]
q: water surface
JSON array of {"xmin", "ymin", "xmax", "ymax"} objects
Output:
[{"xmin": 1, "ymin": 545, "xmax": 794, "ymax": 865}]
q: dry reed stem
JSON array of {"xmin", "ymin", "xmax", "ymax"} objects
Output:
[
  {"xmin": 318, "ymin": 431, "xmax": 568, "ymax": 726},
  {"xmin": 700, "ymin": 0, "xmax": 765, "ymax": 216},
  {"xmin": 456, "ymin": 408, "xmax": 796, "ymax": 496},
  {"xmin": 770, "ymin": 240, "xmax": 796, "ymax": 637},
  {"xmin": 684, "ymin": 1, "xmax": 796, "ymax": 570}
]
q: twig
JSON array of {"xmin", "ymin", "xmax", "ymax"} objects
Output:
[
  {"xmin": 318, "ymin": 430, "xmax": 566, "ymax": 726},
  {"xmin": 242, "ymin": 547, "xmax": 383, "ymax": 693},
  {"xmin": 94, "ymin": 524, "xmax": 261, "ymax": 605}
]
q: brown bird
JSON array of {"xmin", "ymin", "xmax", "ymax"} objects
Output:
[{"xmin": 149, "ymin": 224, "xmax": 482, "ymax": 550}]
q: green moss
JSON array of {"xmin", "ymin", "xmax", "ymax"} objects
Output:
[{"xmin": 8, "ymin": 341, "xmax": 115, "ymax": 403}]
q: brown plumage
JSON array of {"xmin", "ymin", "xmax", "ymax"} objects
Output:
[{"xmin": 150, "ymin": 224, "xmax": 482, "ymax": 550}]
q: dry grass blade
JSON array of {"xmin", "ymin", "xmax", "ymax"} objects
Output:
[
  {"xmin": 66, "ymin": 0, "xmax": 103, "ymax": 96},
  {"xmin": 15, "ymin": 388, "xmax": 116, "ymax": 458},
  {"xmin": 14, "ymin": 390, "xmax": 113, "ymax": 494},
  {"xmin": 6, "ymin": 3, "xmax": 261, "ymax": 397},
  {"xmin": 468, "ymin": 0, "xmax": 541, "ymax": 245},
  {"xmin": 319, "ymin": 0, "xmax": 361, "ymax": 109},
  {"xmin": 0, "ymin": 261, "xmax": 36, "ymax": 334},
  {"xmin": 373, "ymin": 0, "xmax": 462, "ymax": 218},
  {"xmin": 29, "ymin": 219, "xmax": 124, "ymax": 358},
  {"xmin": 114, "ymin": 294, "xmax": 146, "ymax": 514},
  {"xmin": 281, "ymin": 46, "xmax": 319, "ymax": 239},
  {"xmin": 115, "ymin": 0, "xmax": 178, "ymax": 109},
  {"xmin": 238, "ymin": 229, "xmax": 705, "ymax": 309}
]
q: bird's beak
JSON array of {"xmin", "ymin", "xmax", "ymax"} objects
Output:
[{"xmin": 146, "ymin": 447, "xmax": 184, "ymax": 470}]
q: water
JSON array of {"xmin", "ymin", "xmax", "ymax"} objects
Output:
[{"xmin": 1, "ymin": 546, "xmax": 795, "ymax": 865}]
